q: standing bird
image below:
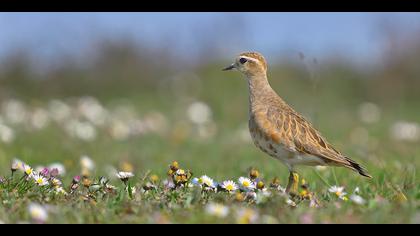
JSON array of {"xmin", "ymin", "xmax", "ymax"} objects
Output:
[{"xmin": 223, "ymin": 52, "xmax": 371, "ymax": 194}]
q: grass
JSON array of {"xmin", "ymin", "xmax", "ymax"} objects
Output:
[{"xmin": 0, "ymin": 63, "xmax": 419, "ymax": 224}]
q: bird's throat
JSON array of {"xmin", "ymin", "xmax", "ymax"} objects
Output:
[{"xmin": 247, "ymin": 74, "xmax": 273, "ymax": 111}]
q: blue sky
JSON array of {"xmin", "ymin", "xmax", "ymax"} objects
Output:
[{"xmin": 1, "ymin": 13, "xmax": 420, "ymax": 67}]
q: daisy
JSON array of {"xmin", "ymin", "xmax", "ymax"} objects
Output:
[
  {"xmin": 205, "ymin": 203, "xmax": 229, "ymax": 218},
  {"xmin": 199, "ymin": 175, "xmax": 216, "ymax": 188},
  {"xmin": 238, "ymin": 177, "xmax": 256, "ymax": 191},
  {"xmin": 220, "ymin": 180, "xmax": 238, "ymax": 193},
  {"xmin": 11, "ymin": 159, "xmax": 24, "ymax": 172},
  {"xmin": 350, "ymin": 194, "xmax": 366, "ymax": 205},
  {"xmin": 28, "ymin": 203, "xmax": 48, "ymax": 223},
  {"xmin": 116, "ymin": 171, "xmax": 134, "ymax": 181},
  {"xmin": 328, "ymin": 185, "xmax": 348, "ymax": 200},
  {"xmin": 33, "ymin": 174, "xmax": 49, "ymax": 186},
  {"xmin": 23, "ymin": 164, "xmax": 34, "ymax": 177},
  {"xmin": 80, "ymin": 155, "xmax": 95, "ymax": 171}
]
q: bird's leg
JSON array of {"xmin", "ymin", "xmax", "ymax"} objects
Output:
[{"xmin": 286, "ymin": 171, "xmax": 299, "ymax": 195}]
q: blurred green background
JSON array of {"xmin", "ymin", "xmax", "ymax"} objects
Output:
[{"xmin": 0, "ymin": 13, "xmax": 419, "ymax": 186}]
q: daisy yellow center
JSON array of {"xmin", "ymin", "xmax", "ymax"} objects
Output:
[
  {"xmin": 214, "ymin": 207, "xmax": 224, "ymax": 215},
  {"xmin": 335, "ymin": 191, "xmax": 341, "ymax": 196},
  {"xmin": 32, "ymin": 210, "xmax": 42, "ymax": 218},
  {"xmin": 225, "ymin": 185, "xmax": 234, "ymax": 191},
  {"xmin": 243, "ymin": 181, "xmax": 250, "ymax": 187},
  {"xmin": 26, "ymin": 169, "xmax": 32, "ymax": 175},
  {"xmin": 37, "ymin": 178, "xmax": 44, "ymax": 184}
]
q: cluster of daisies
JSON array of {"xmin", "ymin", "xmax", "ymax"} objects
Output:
[
  {"xmin": 164, "ymin": 161, "xmax": 369, "ymax": 208},
  {"xmin": 165, "ymin": 161, "xmax": 309, "ymax": 207},
  {"xmin": 167, "ymin": 161, "xmax": 267, "ymax": 193},
  {"xmin": 0, "ymin": 158, "xmax": 371, "ymax": 223},
  {"xmin": 10, "ymin": 159, "xmax": 67, "ymax": 195}
]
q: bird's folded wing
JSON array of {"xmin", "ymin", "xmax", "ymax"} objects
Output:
[{"xmin": 265, "ymin": 107, "xmax": 352, "ymax": 167}]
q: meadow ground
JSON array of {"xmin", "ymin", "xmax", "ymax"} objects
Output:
[{"xmin": 0, "ymin": 62, "xmax": 419, "ymax": 224}]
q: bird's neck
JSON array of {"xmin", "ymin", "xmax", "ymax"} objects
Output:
[{"xmin": 247, "ymin": 74, "xmax": 276, "ymax": 112}]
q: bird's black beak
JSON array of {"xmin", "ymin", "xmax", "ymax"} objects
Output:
[{"xmin": 222, "ymin": 64, "xmax": 235, "ymax": 71}]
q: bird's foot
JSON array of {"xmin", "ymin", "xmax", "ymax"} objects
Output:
[{"xmin": 285, "ymin": 171, "xmax": 299, "ymax": 196}]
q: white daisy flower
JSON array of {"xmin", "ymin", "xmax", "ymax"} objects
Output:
[
  {"xmin": 32, "ymin": 174, "xmax": 49, "ymax": 186},
  {"xmin": 11, "ymin": 159, "xmax": 24, "ymax": 171},
  {"xmin": 221, "ymin": 180, "xmax": 238, "ymax": 193},
  {"xmin": 116, "ymin": 171, "xmax": 134, "ymax": 181},
  {"xmin": 238, "ymin": 177, "xmax": 256, "ymax": 191},
  {"xmin": 199, "ymin": 175, "xmax": 216, "ymax": 188},
  {"xmin": 28, "ymin": 203, "xmax": 48, "ymax": 223},
  {"xmin": 205, "ymin": 203, "xmax": 229, "ymax": 218},
  {"xmin": 23, "ymin": 164, "xmax": 34, "ymax": 177},
  {"xmin": 328, "ymin": 185, "xmax": 347, "ymax": 200},
  {"xmin": 80, "ymin": 155, "xmax": 95, "ymax": 171},
  {"xmin": 350, "ymin": 194, "xmax": 366, "ymax": 205}
]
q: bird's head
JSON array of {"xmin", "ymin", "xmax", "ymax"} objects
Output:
[{"xmin": 222, "ymin": 52, "xmax": 268, "ymax": 77}]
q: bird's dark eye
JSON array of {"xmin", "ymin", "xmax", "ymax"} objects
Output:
[{"xmin": 239, "ymin": 58, "xmax": 247, "ymax": 64}]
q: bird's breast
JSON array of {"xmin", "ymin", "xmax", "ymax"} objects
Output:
[{"xmin": 249, "ymin": 117, "xmax": 292, "ymax": 159}]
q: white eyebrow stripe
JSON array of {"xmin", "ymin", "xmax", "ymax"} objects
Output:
[{"xmin": 240, "ymin": 56, "xmax": 259, "ymax": 63}]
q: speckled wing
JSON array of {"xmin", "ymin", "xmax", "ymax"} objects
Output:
[{"xmin": 266, "ymin": 106, "xmax": 371, "ymax": 177}]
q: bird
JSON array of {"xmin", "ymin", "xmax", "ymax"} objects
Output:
[{"xmin": 222, "ymin": 52, "xmax": 371, "ymax": 194}]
